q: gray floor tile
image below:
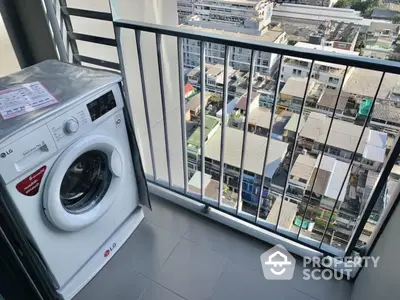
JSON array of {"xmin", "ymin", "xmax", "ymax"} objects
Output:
[
  {"xmin": 74, "ymin": 258, "xmax": 149, "ymax": 300},
  {"xmin": 114, "ymin": 220, "xmax": 181, "ymax": 279},
  {"xmin": 288, "ymin": 260, "xmax": 352, "ymax": 300},
  {"xmin": 211, "ymin": 262, "xmax": 314, "ymax": 300},
  {"xmin": 156, "ymin": 238, "xmax": 228, "ymax": 300},
  {"xmin": 183, "ymin": 214, "xmax": 272, "ymax": 273},
  {"xmin": 139, "ymin": 282, "xmax": 186, "ymax": 300},
  {"xmin": 144, "ymin": 196, "xmax": 191, "ymax": 236}
]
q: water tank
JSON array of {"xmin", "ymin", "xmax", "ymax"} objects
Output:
[{"xmin": 309, "ymin": 33, "xmax": 323, "ymax": 45}]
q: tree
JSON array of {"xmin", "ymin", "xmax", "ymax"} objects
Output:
[
  {"xmin": 334, "ymin": 0, "xmax": 351, "ymax": 8},
  {"xmin": 394, "ymin": 14, "xmax": 400, "ymax": 24}
]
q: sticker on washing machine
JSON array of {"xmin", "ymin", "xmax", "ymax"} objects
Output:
[
  {"xmin": 16, "ymin": 166, "xmax": 47, "ymax": 196},
  {"xmin": 0, "ymin": 82, "xmax": 58, "ymax": 120}
]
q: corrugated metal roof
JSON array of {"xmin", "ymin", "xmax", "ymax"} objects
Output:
[
  {"xmin": 248, "ymin": 107, "xmax": 272, "ymax": 129},
  {"xmin": 204, "ymin": 127, "xmax": 288, "ymax": 177},
  {"xmin": 300, "ymin": 112, "xmax": 387, "ymax": 161},
  {"xmin": 291, "ymin": 154, "xmax": 316, "ymax": 181}
]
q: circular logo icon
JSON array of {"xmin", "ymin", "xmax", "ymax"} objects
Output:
[
  {"xmin": 0, "ymin": 153, "xmax": 6, "ymax": 158},
  {"xmin": 104, "ymin": 249, "xmax": 110, "ymax": 257}
]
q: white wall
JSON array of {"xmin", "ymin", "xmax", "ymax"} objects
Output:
[
  {"xmin": 351, "ymin": 202, "xmax": 400, "ymax": 300},
  {"xmin": 0, "ymin": 15, "xmax": 20, "ymax": 77},
  {"xmin": 68, "ymin": 0, "xmax": 183, "ymax": 187}
]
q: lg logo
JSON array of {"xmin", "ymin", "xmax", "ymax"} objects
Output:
[
  {"xmin": 0, "ymin": 149, "xmax": 13, "ymax": 158},
  {"xmin": 104, "ymin": 243, "xmax": 116, "ymax": 258}
]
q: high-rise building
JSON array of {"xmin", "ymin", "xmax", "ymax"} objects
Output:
[
  {"xmin": 178, "ymin": 0, "xmax": 273, "ymax": 24},
  {"xmin": 178, "ymin": 0, "xmax": 286, "ymax": 75}
]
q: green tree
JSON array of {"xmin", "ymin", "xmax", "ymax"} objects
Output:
[{"xmin": 394, "ymin": 14, "xmax": 400, "ymax": 24}]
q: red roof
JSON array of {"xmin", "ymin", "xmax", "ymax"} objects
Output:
[{"xmin": 185, "ymin": 83, "xmax": 193, "ymax": 94}]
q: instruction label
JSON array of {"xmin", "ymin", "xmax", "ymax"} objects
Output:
[{"xmin": 0, "ymin": 82, "xmax": 58, "ymax": 120}]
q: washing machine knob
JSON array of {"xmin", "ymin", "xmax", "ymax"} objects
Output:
[{"xmin": 64, "ymin": 118, "xmax": 79, "ymax": 134}]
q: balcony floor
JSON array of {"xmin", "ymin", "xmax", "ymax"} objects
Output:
[{"xmin": 74, "ymin": 195, "xmax": 352, "ymax": 300}]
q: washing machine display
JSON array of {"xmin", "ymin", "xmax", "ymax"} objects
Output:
[{"xmin": 86, "ymin": 90, "xmax": 116, "ymax": 121}]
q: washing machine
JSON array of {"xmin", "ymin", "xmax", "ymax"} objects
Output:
[{"xmin": 0, "ymin": 60, "xmax": 150, "ymax": 299}]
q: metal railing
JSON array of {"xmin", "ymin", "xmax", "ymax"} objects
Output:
[{"xmin": 49, "ymin": 1, "xmax": 400, "ymax": 259}]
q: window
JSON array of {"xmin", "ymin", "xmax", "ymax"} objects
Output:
[
  {"xmin": 292, "ymin": 69, "xmax": 297, "ymax": 75},
  {"xmin": 262, "ymin": 60, "xmax": 269, "ymax": 66}
]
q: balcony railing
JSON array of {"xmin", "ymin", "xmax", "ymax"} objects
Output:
[{"xmin": 46, "ymin": 0, "xmax": 400, "ymax": 266}]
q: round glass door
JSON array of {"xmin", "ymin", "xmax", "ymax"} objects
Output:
[
  {"xmin": 43, "ymin": 134, "xmax": 124, "ymax": 232},
  {"xmin": 60, "ymin": 150, "xmax": 112, "ymax": 214}
]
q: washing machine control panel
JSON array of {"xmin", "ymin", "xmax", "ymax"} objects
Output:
[
  {"xmin": 63, "ymin": 118, "xmax": 79, "ymax": 134},
  {"xmin": 47, "ymin": 106, "xmax": 90, "ymax": 149}
]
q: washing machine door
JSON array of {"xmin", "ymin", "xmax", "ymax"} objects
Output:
[{"xmin": 43, "ymin": 134, "xmax": 124, "ymax": 232}]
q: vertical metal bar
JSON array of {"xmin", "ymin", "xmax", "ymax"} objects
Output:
[
  {"xmin": 134, "ymin": 30, "xmax": 157, "ymax": 179},
  {"xmin": 255, "ymin": 55, "xmax": 283, "ymax": 223},
  {"xmin": 177, "ymin": 37, "xmax": 188, "ymax": 193},
  {"xmin": 218, "ymin": 45, "xmax": 231, "ymax": 208},
  {"xmin": 156, "ymin": 33, "xmax": 172, "ymax": 187},
  {"xmin": 59, "ymin": 0, "xmax": 80, "ymax": 64},
  {"xmin": 44, "ymin": 0, "xmax": 69, "ymax": 61},
  {"xmin": 312, "ymin": 66, "xmax": 349, "ymax": 246},
  {"xmin": 200, "ymin": 41, "xmax": 206, "ymax": 199},
  {"xmin": 236, "ymin": 50, "xmax": 257, "ymax": 215},
  {"xmin": 345, "ymin": 136, "xmax": 400, "ymax": 257},
  {"xmin": 275, "ymin": 60, "xmax": 315, "ymax": 231},
  {"xmin": 292, "ymin": 65, "xmax": 348, "ymax": 239},
  {"xmin": 321, "ymin": 72, "xmax": 384, "ymax": 250}
]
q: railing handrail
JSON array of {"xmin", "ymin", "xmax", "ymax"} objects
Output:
[{"xmin": 114, "ymin": 18, "xmax": 400, "ymax": 75}]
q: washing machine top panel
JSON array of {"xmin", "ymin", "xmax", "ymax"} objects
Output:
[{"xmin": 0, "ymin": 60, "xmax": 121, "ymax": 144}]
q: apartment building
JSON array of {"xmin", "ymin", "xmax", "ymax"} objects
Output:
[
  {"xmin": 272, "ymin": 3, "xmax": 368, "ymax": 25},
  {"xmin": 187, "ymin": 63, "xmax": 277, "ymax": 106},
  {"xmin": 185, "ymin": 92, "xmax": 213, "ymax": 121},
  {"xmin": 287, "ymin": 154, "xmax": 350, "ymax": 207},
  {"xmin": 204, "ymin": 126, "xmax": 288, "ymax": 206},
  {"xmin": 279, "ymin": 77, "xmax": 328, "ymax": 113},
  {"xmin": 299, "ymin": 112, "xmax": 388, "ymax": 171},
  {"xmin": 280, "ymin": 42, "xmax": 358, "ymax": 89},
  {"xmin": 187, "ymin": 115, "xmax": 221, "ymax": 177},
  {"xmin": 179, "ymin": 1, "xmax": 286, "ymax": 75},
  {"xmin": 178, "ymin": 0, "xmax": 273, "ymax": 24},
  {"xmin": 274, "ymin": 0, "xmax": 336, "ymax": 7},
  {"xmin": 181, "ymin": 25, "xmax": 286, "ymax": 75}
]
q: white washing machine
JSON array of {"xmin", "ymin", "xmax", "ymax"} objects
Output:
[{"xmin": 0, "ymin": 60, "xmax": 150, "ymax": 299}]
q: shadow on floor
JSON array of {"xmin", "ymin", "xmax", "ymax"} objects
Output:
[{"xmin": 74, "ymin": 195, "xmax": 352, "ymax": 300}]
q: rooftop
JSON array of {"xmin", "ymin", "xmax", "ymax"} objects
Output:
[
  {"xmin": 300, "ymin": 112, "xmax": 387, "ymax": 161},
  {"xmin": 280, "ymin": 77, "xmax": 308, "ymax": 98},
  {"xmin": 180, "ymin": 24, "xmax": 283, "ymax": 43},
  {"xmin": 235, "ymin": 92, "xmax": 260, "ymax": 111},
  {"xmin": 266, "ymin": 198, "xmax": 298, "ymax": 229},
  {"xmin": 367, "ymin": 21, "xmax": 400, "ymax": 33},
  {"xmin": 204, "ymin": 127, "xmax": 288, "ymax": 178},
  {"xmin": 371, "ymin": 8, "xmax": 398, "ymax": 20},
  {"xmin": 290, "ymin": 154, "xmax": 316, "ymax": 182},
  {"xmin": 281, "ymin": 77, "xmax": 324, "ymax": 99},
  {"xmin": 207, "ymin": 64, "xmax": 225, "ymax": 77},
  {"xmin": 248, "ymin": 107, "xmax": 272, "ymax": 129},
  {"xmin": 342, "ymin": 68, "xmax": 400, "ymax": 100},
  {"xmin": 372, "ymin": 103, "xmax": 400, "ymax": 125},
  {"xmin": 185, "ymin": 83, "xmax": 194, "ymax": 94},
  {"xmin": 284, "ymin": 113, "xmax": 305, "ymax": 132},
  {"xmin": 317, "ymin": 89, "xmax": 347, "ymax": 111},
  {"xmin": 295, "ymin": 42, "xmax": 359, "ymax": 56},
  {"xmin": 272, "ymin": 3, "xmax": 368, "ymax": 25},
  {"xmin": 308, "ymin": 154, "xmax": 350, "ymax": 202},
  {"xmin": 187, "ymin": 115, "xmax": 221, "ymax": 148},
  {"xmin": 185, "ymin": 92, "xmax": 213, "ymax": 113}
]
